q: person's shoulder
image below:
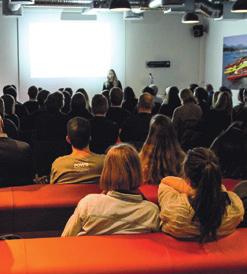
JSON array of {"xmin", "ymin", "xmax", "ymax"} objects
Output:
[
  {"xmin": 52, "ymin": 155, "xmax": 72, "ymax": 166},
  {"xmin": 77, "ymin": 193, "xmax": 106, "ymax": 207}
]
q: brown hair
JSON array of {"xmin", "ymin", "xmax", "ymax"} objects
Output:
[
  {"xmin": 140, "ymin": 114, "xmax": 185, "ymax": 184},
  {"xmin": 100, "ymin": 143, "xmax": 142, "ymax": 192}
]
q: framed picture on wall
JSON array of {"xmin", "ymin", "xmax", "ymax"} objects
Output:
[{"xmin": 222, "ymin": 34, "xmax": 247, "ymax": 89}]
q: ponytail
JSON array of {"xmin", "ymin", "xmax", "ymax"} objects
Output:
[{"xmin": 185, "ymin": 148, "xmax": 229, "ymax": 242}]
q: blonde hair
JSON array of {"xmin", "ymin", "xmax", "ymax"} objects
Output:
[{"xmin": 100, "ymin": 143, "xmax": 142, "ymax": 192}]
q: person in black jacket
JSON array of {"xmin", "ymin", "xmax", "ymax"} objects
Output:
[
  {"xmin": 102, "ymin": 69, "xmax": 122, "ymax": 90},
  {"xmin": 0, "ymin": 115, "xmax": 34, "ymax": 187},
  {"xmin": 90, "ymin": 94, "xmax": 118, "ymax": 154},
  {"xmin": 23, "ymin": 85, "xmax": 39, "ymax": 114}
]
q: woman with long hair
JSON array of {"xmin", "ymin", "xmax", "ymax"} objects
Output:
[
  {"xmin": 122, "ymin": 86, "xmax": 138, "ymax": 114},
  {"xmin": 62, "ymin": 143, "xmax": 160, "ymax": 237},
  {"xmin": 102, "ymin": 69, "xmax": 122, "ymax": 91},
  {"xmin": 140, "ymin": 114, "xmax": 185, "ymax": 184},
  {"xmin": 158, "ymin": 147, "xmax": 244, "ymax": 242}
]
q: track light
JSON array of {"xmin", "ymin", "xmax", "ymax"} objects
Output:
[
  {"xmin": 231, "ymin": 0, "xmax": 247, "ymax": 13},
  {"xmin": 182, "ymin": 12, "xmax": 199, "ymax": 24},
  {"xmin": 109, "ymin": 0, "xmax": 131, "ymax": 11}
]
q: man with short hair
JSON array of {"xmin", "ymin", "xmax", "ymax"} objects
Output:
[
  {"xmin": 24, "ymin": 85, "xmax": 39, "ymax": 114},
  {"xmin": 90, "ymin": 94, "xmax": 118, "ymax": 154},
  {"xmin": 106, "ymin": 87, "xmax": 130, "ymax": 129},
  {"xmin": 120, "ymin": 92, "xmax": 154, "ymax": 150},
  {"xmin": 50, "ymin": 117, "xmax": 105, "ymax": 184},
  {"xmin": 0, "ymin": 115, "xmax": 34, "ymax": 187}
]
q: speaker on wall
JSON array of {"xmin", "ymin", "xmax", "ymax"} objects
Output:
[{"xmin": 192, "ymin": 25, "xmax": 204, "ymax": 37}]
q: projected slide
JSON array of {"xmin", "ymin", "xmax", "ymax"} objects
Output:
[{"xmin": 29, "ymin": 21, "xmax": 112, "ymax": 78}]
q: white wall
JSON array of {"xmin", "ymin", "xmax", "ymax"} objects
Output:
[
  {"xmin": 0, "ymin": 8, "xmax": 204, "ymax": 102},
  {"xmin": 204, "ymin": 18, "xmax": 247, "ymax": 105}
]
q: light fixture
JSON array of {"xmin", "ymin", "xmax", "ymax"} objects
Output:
[
  {"xmin": 109, "ymin": 0, "xmax": 131, "ymax": 11},
  {"xmin": 182, "ymin": 12, "xmax": 199, "ymax": 24},
  {"xmin": 231, "ymin": 0, "xmax": 247, "ymax": 13}
]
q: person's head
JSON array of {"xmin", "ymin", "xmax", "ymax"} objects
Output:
[
  {"xmin": 109, "ymin": 87, "xmax": 123, "ymax": 106},
  {"xmin": 189, "ymin": 83, "xmax": 198, "ymax": 93},
  {"xmin": 149, "ymin": 84, "xmax": 158, "ymax": 96},
  {"xmin": 179, "ymin": 88, "xmax": 197, "ymax": 104},
  {"xmin": 1, "ymin": 94, "xmax": 15, "ymax": 115},
  {"xmin": 3, "ymin": 86, "xmax": 17, "ymax": 101},
  {"xmin": 205, "ymin": 84, "xmax": 214, "ymax": 93},
  {"xmin": 213, "ymin": 91, "xmax": 232, "ymax": 114},
  {"xmin": 66, "ymin": 117, "xmax": 90, "ymax": 149},
  {"xmin": 219, "ymin": 86, "xmax": 232, "ymax": 96},
  {"xmin": 28, "ymin": 85, "xmax": 38, "ymax": 100},
  {"xmin": 0, "ymin": 98, "xmax": 5, "ymax": 117},
  {"xmin": 100, "ymin": 143, "xmax": 142, "ymax": 192},
  {"xmin": 92, "ymin": 94, "xmax": 108, "ymax": 115},
  {"xmin": 37, "ymin": 89, "xmax": 50, "ymax": 107},
  {"xmin": 45, "ymin": 92, "xmax": 64, "ymax": 112},
  {"xmin": 64, "ymin": 87, "xmax": 73, "ymax": 97},
  {"xmin": 62, "ymin": 91, "xmax": 71, "ymax": 113},
  {"xmin": 107, "ymin": 69, "xmax": 117, "ymax": 82},
  {"xmin": 71, "ymin": 93, "xmax": 86, "ymax": 112},
  {"xmin": 76, "ymin": 88, "xmax": 90, "ymax": 105},
  {"xmin": 140, "ymin": 114, "xmax": 185, "ymax": 184},
  {"xmin": 123, "ymin": 86, "xmax": 136, "ymax": 101},
  {"xmin": 137, "ymin": 93, "xmax": 153, "ymax": 113},
  {"xmin": 194, "ymin": 87, "xmax": 208, "ymax": 104},
  {"xmin": 183, "ymin": 147, "xmax": 227, "ymax": 242},
  {"xmin": 142, "ymin": 86, "xmax": 156, "ymax": 96},
  {"xmin": 165, "ymin": 86, "xmax": 180, "ymax": 106}
]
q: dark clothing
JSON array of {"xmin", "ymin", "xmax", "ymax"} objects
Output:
[
  {"xmin": 120, "ymin": 112, "xmax": 152, "ymax": 150},
  {"xmin": 122, "ymin": 98, "xmax": 138, "ymax": 114},
  {"xmin": 152, "ymin": 102, "xmax": 161, "ymax": 115},
  {"xmin": 34, "ymin": 110, "xmax": 68, "ymax": 141},
  {"xmin": 15, "ymin": 102, "xmax": 28, "ymax": 119},
  {"xmin": 106, "ymin": 107, "xmax": 130, "ymax": 129},
  {"xmin": 211, "ymin": 122, "xmax": 247, "ymax": 179},
  {"xmin": 159, "ymin": 103, "xmax": 180, "ymax": 118},
  {"xmin": 68, "ymin": 109, "xmax": 93, "ymax": 121},
  {"xmin": 5, "ymin": 114, "xmax": 20, "ymax": 129},
  {"xmin": 103, "ymin": 80, "xmax": 122, "ymax": 91},
  {"xmin": 3, "ymin": 118, "xmax": 18, "ymax": 140},
  {"xmin": 23, "ymin": 100, "xmax": 39, "ymax": 114},
  {"xmin": 233, "ymin": 104, "xmax": 247, "ymax": 123},
  {"xmin": 0, "ymin": 137, "xmax": 34, "ymax": 187},
  {"xmin": 90, "ymin": 116, "xmax": 118, "ymax": 154}
]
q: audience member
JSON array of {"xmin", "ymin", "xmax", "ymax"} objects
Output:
[
  {"xmin": 62, "ymin": 143, "xmax": 160, "ymax": 236},
  {"xmin": 76, "ymin": 88, "xmax": 91, "ymax": 112},
  {"xmin": 205, "ymin": 84, "xmax": 214, "ymax": 106},
  {"xmin": 37, "ymin": 89, "xmax": 50, "ymax": 111},
  {"xmin": 142, "ymin": 85, "xmax": 160, "ymax": 114},
  {"xmin": 90, "ymin": 94, "xmax": 118, "ymax": 154},
  {"xmin": 50, "ymin": 117, "xmax": 104, "ymax": 184},
  {"xmin": 140, "ymin": 114, "xmax": 185, "ymax": 184},
  {"xmin": 23, "ymin": 85, "xmax": 39, "ymax": 114},
  {"xmin": 103, "ymin": 69, "xmax": 122, "ymax": 90},
  {"xmin": 0, "ymin": 115, "xmax": 34, "ymax": 187},
  {"xmin": 159, "ymin": 86, "xmax": 181, "ymax": 118},
  {"xmin": 122, "ymin": 86, "xmax": 138, "ymax": 114},
  {"xmin": 233, "ymin": 88, "xmax": 247, "ymax": 122},
  {"xmin": 68, "ymin": 93, "xmax": 93, "ymax": 120},
  {"xmin": 61, "ymin": 91, "xmax": 71, "ymax": 114},
  {"xmin": 158, "ymin": 147, "xmax": 244, "ymax": 242},
  {"xmin": 64, "ymin": 87, "xmax": 73, "ymax": 97},
  {"xmin": 194, "ymin": 87, "xmax": 210, "ymax": 117},
  {"xmin": 1, "ymin": 94, "xmax": 20, "ymax": 129},
  {"xmin": 120, "ymin": 93, "xmax": 153, "ymax": 150},
  {"xmin": 189, "ymin": 83, "xmax": 198, "ymax": 93},
  {"xmin": 106, "ymin": 87, "xmax": 130, "ymax": 128}
]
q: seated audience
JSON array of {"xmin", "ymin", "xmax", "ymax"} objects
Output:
[
  {"xmin": 90, "ymin": 94, "xmax": 118, "ymax": 154},
  {"xmin": 64, "ymin": 87, "xmax": 73, "ymax": 97},
  {"xmin": 159, "ymin": 86, "xmax": 181, "ymax": 118},
  {"xmin": 76, "ymin": 88, "xmax": 91, "ymax": 112},
  {"xmin": 194, "ymin": 87, "xmax": 210, "ymax": 117},
  {"xmin": 23, "ymin": 85, "xmax": 39, "ymax": 114},
  {"xmin": 50, "ymin": 117, "xmax": 104, "ymax": 184},
  {"xmin": 68, "ymin": 93, "xmax": 93, "ymax": 120},
  {"xmin": 103, "ymin": 69, "xmax": 122, "ymax": 90},
  {"xmin": 172, "ymin": 88, "xmax": 202, "ymax": 150},
  {"xmin": 106, "ymin": 87, "xmax": 130, "ymax": 128},
  {"xmin": 62, "ymin": 143, "xmax": 160, "ymax": 236},
  {"xmin": 233, "ymin": 88, "xmax": 247, "ymax": 123},
  {"xmin": 142, "ymin": 86, "xmax": 160, "ymax": 114},
  {"xmin": 1, "ymin": 94, "xmax": 20, "ymax": 129},
  {"xmin": 61, "ymin": 91, "xmax": 71, "ymax": 114},
  {"xmin": 120, "ymin": 93, "xmax": 153, "ymax": 150},
  {"xmin": 158, "ymin": 147, "xmax": 244, "ymax": 242},
  {"xmin": 205, "ymin": 84, "xmax": 214, "ymax": 106},
  {"xmin": 211, "ymin": 121, "xmax": 247, "ymax": 179},
  {"xmin": 37, "ymin": 89, "xmax": 50, "ymax": 111},
  {"xmin": 0, "ymin": 115, "xmax": 34, "ymax": 187},
  {"xmin": 122, "ymin": 86, "xmax": 138, "ymax": 114},
  {"xmin": 140, "ymin": 114, "xmax": 185, "ymax": 184}
]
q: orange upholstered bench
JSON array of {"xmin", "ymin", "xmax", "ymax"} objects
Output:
[
  {"xmin": 0, "ymin": 184, "xmax": 101, "ymax": 237},
  {"xmin": 1, "ymin": 229, "xmax": 247, "ymax": 274}
]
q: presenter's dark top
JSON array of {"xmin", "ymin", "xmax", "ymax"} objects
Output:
[
  {"xmin": 0, "ymin": 137, "xmax": 34, "ymax": 187},
  {"xmin": 102, "ymin": 80, "xmax": 122, "ymax": 91}
]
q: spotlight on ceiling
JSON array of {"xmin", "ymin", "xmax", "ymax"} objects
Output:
[
  {"xmin": 182, "ymin": 12, "xmax": 200, "ymax": 24},
  {"xmin": 109, "ymin": 0, "xmax": 131, "ymax": 11},
  {"xmin": 231, "ymin": 0, "xmax": 247, "ymax": 13}
]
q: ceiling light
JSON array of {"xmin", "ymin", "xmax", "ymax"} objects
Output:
[
  {"xmin": 231, "ymin": 0, "xmax": 247, "ymax": 13},
  {"xmin": 109, "ymin": 0, "xmax": 130, "ymax": 11},
  {"xmin": 182, "ymin": 12, "xmax": 199, "ymax": 24}
]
